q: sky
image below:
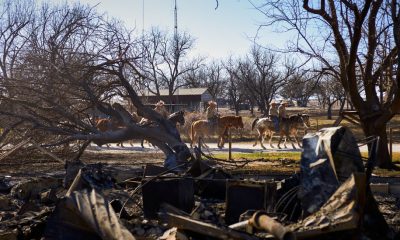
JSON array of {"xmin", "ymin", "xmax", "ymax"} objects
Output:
[{"xmin": 48, "ymin": 0, "xmax": 288, "ymax": 60}]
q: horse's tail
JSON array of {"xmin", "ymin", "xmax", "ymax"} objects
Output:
[{"xmin": 251, "ymin": 118, "xmax": 259, "ymax": 131}]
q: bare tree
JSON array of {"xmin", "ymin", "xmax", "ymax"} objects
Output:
[
  {"xmin": 184, "ymin": 61, "xmax": 226, "ymax": 100},
  {"xmin": 255, "ymin": 0, "xmax": 400, "ymax": 168},
  {"xmin": 141, "ymin": 28, "xmax": 203, "ymax": 103},
  {"xmin": 0, "ymin": 1, "xmax": 191, "ymax": 169},
  {"xmin": 280, "ymin": 71, "xmax": 319, "ymax": 107},
  {"xmin": 232, "ymin": 46, "xmax": 294, "ymax": 115},
  {"xmin": 315, "ymin": 75, "xmax": 347, "ymax": 119},
  {"xmin": 224, "ymin": 58, "xmax": 246, "ymax": 115},
  {"xmin": 0, "ymin": 0, "xmax": 33, "ymax": 93}
]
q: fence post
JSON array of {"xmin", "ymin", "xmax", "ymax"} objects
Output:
[
  {"xmin": 195, "ymin": 136, "xmax": 202, "ymax": 160},
  {"xmin": 228, "ymin": 128, "xmax": 232, "ymax": 160},
  {"xmin": 389, "ymin": 127, "xmax": 393, "ymax": 163},
  {"xmin": 316, "ymin": 119, "xmax": 319, "ymax": 131}
]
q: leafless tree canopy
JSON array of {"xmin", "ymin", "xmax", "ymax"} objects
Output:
[
  {"xmin": 140, "ymin": 28, "xmax": 203, "ymax": 102},
  {"xmin": 184, "ymin": 61, "xmax": 226, "ymax": 101},
  {"xmin": 254, "ymin": 0, "xmax": 400, "ymax": 168},
  {"xmin": 280, "ymin": 71, "xmax": 320, "ymax": 107},
  {"xmin": 0, "ymin": 0, "xmax": 191, "ymax": 168}
]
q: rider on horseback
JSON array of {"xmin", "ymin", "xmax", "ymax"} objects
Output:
[
  {"xmin": 206, "ymin": 100, "xmax": 219, "ymax": 130},
  {"xmin": 279, "ymin": 100, "xmax": 289, "ymax": 132},
  {"xmin": 154, "ymin": 100, "xmax": 169, "ymax": 118},
  {"xmin": 269, "ymin": 100, "xmax": 279, "ymax": 132},
  {"xmin": 278, "ymin": 100, "xmax": 288, "ymax": 119}
]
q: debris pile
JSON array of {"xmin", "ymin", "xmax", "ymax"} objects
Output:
[{"xmin": 0, "ymin": 126, "xmax": 399, "ymax": 239}]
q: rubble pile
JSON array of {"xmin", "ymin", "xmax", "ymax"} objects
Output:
[{"xmin": 0, "ymin": 126, "xmax": 399, "ymax": 239}]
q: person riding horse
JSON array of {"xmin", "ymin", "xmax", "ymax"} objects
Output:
[
  {"xmin": 139, "ymin": 100, "xmax": 169, "ymax": 126},
  {"xmin": 279, "ymin": 100, "xmax": 289, "ymax": 132},
  {"xmin": 269, "ymin": 100, "xmax": 279, "ymax": 132},
  {"xmin": 154, "ymin": 100, "xmax": 169, "ymax": 118},
  {"xmin": 206, "ymin": 100, "xmax": 219, "ymax": 130}
]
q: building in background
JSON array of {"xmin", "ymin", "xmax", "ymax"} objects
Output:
[{"xmin": 140, "ymin": 88, "xmax": 212, "ymax": 112}]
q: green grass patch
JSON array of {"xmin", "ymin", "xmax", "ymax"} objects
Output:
[
  {"xmin": 217, "ymin": 151, "xmax": 400, "ymax": 177},
  {"xmin": 214, "ymin": 150, "xmax": 400, "ymax": 167},
  {"xmin": 216, "ymin": 151, "xmax": 400, "ymax": 163},
  {"xmin": 213, "ymin": 151, "xmax": 301, "ymax": 161},
  {"xmin": 360, "ymin": 151, "xmax": 400, "ymax": 163}
]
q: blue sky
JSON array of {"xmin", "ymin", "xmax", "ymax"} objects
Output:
[{"xmin": 48, "ymin": 0, "xmax": 289, "ymax": 60}]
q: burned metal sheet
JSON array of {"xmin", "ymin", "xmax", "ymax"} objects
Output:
[
  {"xmin": 142, "ymin": 178, "xmax": 194, "ymax": 219},
  {"xmin": 298, "ymin": 127, "xmax": 365, "ymax": 216},
  {"xmin": 188, "ymin": 159, "xmax": 232, "ymax": 200},
  {"xmin": 225, "ymin": 180, "xmax": 277, "ymax": 225},
  {"xmin": 44, "ymin": 189, "xmax": 135, "ymax": 240},
  {"xmin": 289, "ymin": 173, "xmax": 366, "ymax": 239}
]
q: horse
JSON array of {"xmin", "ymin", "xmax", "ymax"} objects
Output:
[
  {"xmin": 252, "ymin": 114, "xmax": 310, "ymax": 149},
  {"xmin": 95, "ymin": 118, "xmax": 128, "ymax": 147},
  {"xmin": 140, "ymin": 110, "xmax": 186, "ymax": 148},
  {"xmin": 190, "ymin": 115, "xmax": 244, "ymax": 149}
]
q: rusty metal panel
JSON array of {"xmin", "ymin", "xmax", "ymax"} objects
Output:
[
  {"xmin": 225, "ymin": 180, "xmax": 277, "ymax": 225},
  {"xmin": 142, "ymin": 178, "xmax": 194, "ymax": 219},
  {"xmin": 195, "ymin": 179, "xmax": 227, "ymax": 200}
]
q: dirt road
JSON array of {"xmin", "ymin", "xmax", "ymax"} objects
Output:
[{"xmin": 91, "ymin": 141, "xmax": 400, "ymax": 154}]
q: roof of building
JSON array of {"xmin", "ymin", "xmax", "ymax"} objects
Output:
[{"xmin": 142, "ymin": 88, "xmax": 209, "ymax": 96}]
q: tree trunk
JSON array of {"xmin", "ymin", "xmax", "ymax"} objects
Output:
[
  {"xmin": 339, "ymin": 99, "xmax": 346, "ymax": 112},
  {"xmin": 327, "ymin": 102, "xmax": 334, "ymax": 120},
  {"xmin": 362, "ymin": 120, "xmax": 392, "ymax": 169}
]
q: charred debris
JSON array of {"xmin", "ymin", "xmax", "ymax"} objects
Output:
[{"xmin": 0, "ymin": 126, "xmax": 399, "ymax": 240}]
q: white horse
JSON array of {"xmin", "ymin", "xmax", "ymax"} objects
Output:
[{"xmin": 251, "ymin": 114, "xmax": 310, "ymax": 149}]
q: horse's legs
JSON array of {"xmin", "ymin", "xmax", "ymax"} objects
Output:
[
  {"xmin": 283, "ymin": 135, "xmax": 288, "ymax": 148},
  {"xmin": 293, "ymin": 130, "xmax": 302, "ymax": 148},
  {"xmin": 217, "ymin": 135, "xmax": 224, "ymax": 149},
  {"xmin": 219, "ymin": 127, "xmax": 229, "ymax": 149},
  {"xmin": 141, "ymin": 139, "xmax": 145, "ymax": 148},
  {"xmin": 260, "ymin": 130, "xmax": 267, "ymax": 150},
  {"xmin": 285, "ymin": 133, "xmax": 296, "ymax": 149},
  {"xmin": 200, "ymin": 134, "xmax": 210, "ymax": 148},
  {"xmin": 268, "ymin": 131, "xmax": 275, "ymax": 148},
  {"xmin": 277, "ymin": 133, "xmax": 285, "ymax": 149},
  {"xmin": 253, "ymin": 130, "xmax": 260, "ymax": 147}
]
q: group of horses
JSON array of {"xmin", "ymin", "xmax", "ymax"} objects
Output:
[
  {"xmin": 251, "ymin": 114, "xmax": 311, "ymax": 149},
  {"xmin": 94, "ymin": 110, "xmax": 185, "ymax": 148},
  {"xmin": 94, "ymin": 110, "xmax": 311, "ymax": 150}
]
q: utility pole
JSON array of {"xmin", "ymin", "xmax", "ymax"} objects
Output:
[
  {"xmin": 174, "ymin": 0, "xmax": 179, "ymax": 110},
  {"xmin": 174, "ymin": 0, "xmax": 178, "ymax": 40}
]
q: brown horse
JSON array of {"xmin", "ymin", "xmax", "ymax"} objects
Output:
[
  {"xmin": 252, "ymin": 114, "xmax": 310, "ymax": 149},
  {"xmin": 95, "ymin": 118, "xmax": 133, "ymax": 147},
  {"xmin": 190, "ymin": 115, "xmax": 244, "ymax": 149},
  {"xmin": 140, "ymin": 110, "xmax": 186, "ymax": 148}
]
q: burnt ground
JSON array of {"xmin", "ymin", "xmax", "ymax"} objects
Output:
[{"xmin": 0, "ymin": 147, "xmax": 400, "ymax": 239}]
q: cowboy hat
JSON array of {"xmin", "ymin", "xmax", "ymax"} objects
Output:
[
  {"xmin": 270, "ymin": 100, "xmax": 278, "ymax": 105},
  {"xmin": 281, "ymin": 100, "xmax": 288, "ymax": 105},
  {"xmin": 156, "ymin": 100, "xmax": 165, "ymax": 107}
]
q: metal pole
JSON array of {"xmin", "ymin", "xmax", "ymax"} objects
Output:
[
  {"xmin": 389, "ymin": 127, "xmax": 393, "ymax": 162},
  {"xmin": 228, "ymin": 128, "xmax": 232, "ymax": 160}
]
